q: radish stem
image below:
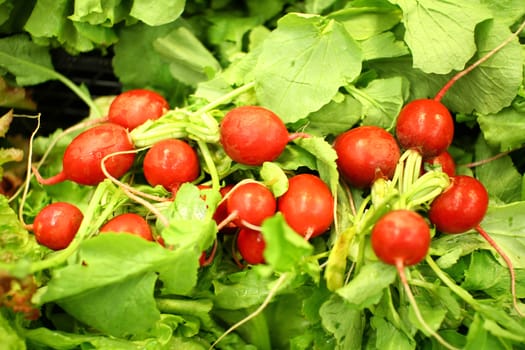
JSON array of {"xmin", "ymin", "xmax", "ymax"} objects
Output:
[{"xmin": 434, "ymin": 18, "xmax": 525, "ymax": 102}]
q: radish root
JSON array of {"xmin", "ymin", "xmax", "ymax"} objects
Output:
[{"xmin": 396, "ymin": 259, "xmax": 459, "ymax": 350}]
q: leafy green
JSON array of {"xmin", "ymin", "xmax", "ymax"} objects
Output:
[
  {"xmin": 390, "ymin": 0, "xmax": 492, "ymax": 74},
  {"xmin": 1, "ymin": 1, "xmax": 525, "ymax": 349},
  {"xmin": 254, "ymin": 13, "xmax": 363, "ymax": 123}
]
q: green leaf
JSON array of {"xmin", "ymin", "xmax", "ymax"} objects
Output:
[
  {"xmin": 478, "ymin": 106, "xmax": 525, "ymax": 151},
  {"xmin": 153, "ymin": 26, "xmax": 221, "ymax": 87},
  {"xmin": 481, "ymin": 0, "xmax": 525, "ymax": 26},
  {"xmin": 261, "ymin": 213, "xmax": 314, "ymax": 273},
  {"xmin": 371, "ymin": 19, "xmax": 522, "ymax": 115},
  {"xmin": 0, "ymin": 34, "xmax": 54, "ymax": 85},
  {"xmin": 474, "ymin": 136, "xmax": 522, "ymax": 203},
  {"xmin": 38, "ymin": 234, "xmax": 200, "ymax": 303},
  {"xmin": 347, "ymin": 76, "xmax": 408, "ymax": 130},
  {"xmin": 465, "ymin": 314, "xmax": 514, "ymax": 350},
  {"xmin": 360, "ymin": 31, "xmax": 410, "ymax": 61},
  {"xmin": 319, "ymin": 294, "xmax": 365, "ymax": 349},
  {"xmin": 129, "ymin": 0, "xmax": 185, "ymax": 26},
  {"xmin": 254, "ymin": 13, "xmax": 363, "ymax": 123},
  {"xmin": 25, "ymin": 0, "xmax": 97, "ymax": 53},
  {"xmin": 329, "ymin": 0, "xmax": 402, "ymax": 40},
  {"xmin": 430, "ymin": 233, "xmax": 486, "ymax": 269},
  {"xmin": 0, "ymin": 310, "xmax": 26, "ymax": 349},
  {"xmin": 478, "ymin": 201, "xmax": 525, "ymax": 269},
  {"xmin": 298, "ymin": 93, "xmax": 362, "ymax": 137},
  {"xmin": 58, "ymin": 271, "xmax": 160, "ymax": 338},
  {"xmin": 212, "ymin": 268, "xmax": 274, "ymax": 310},
  {"xmin": 260, "ymin": 162, "xmax": 289, "ymax": 197},
  {"xmin": 112, "ymin": 22, "xmax": 191, "ymax": 106},
  {"xmin": 292, "ymin": 136, "xmax": 339, "ymax": 194},
  {"xmin": 161, "ymin": 183, "xmax": 217, "ymax": 252},
  {"xmin": 439, "ymin": 19, "xmax": 523, "ymax": 115},
  {"xmin": 336, "ymin": 262, "xmax": 397, "ymax": 308},
  {"xmin": 462, "ymin": 251, "xmax": 525, "ymax": 299},
  {"xmin": 390, "ymin": 0, "xmax": 492, "ymax": 74},
  {"xmin": 69, "ymin": 0, "xmax": 129, "ymax": 26},
  {"xmin": 370, "ymin": 316, "xmax": 415, "ymax": 350}
]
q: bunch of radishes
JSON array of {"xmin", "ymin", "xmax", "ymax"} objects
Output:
[{"xmin": 24, "ymin": 19, "xmax": 525, "ymax": 349}]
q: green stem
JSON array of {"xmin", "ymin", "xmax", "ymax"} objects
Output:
[
  {"xmin": 192, "ymin": 81, "xmax": 256, "ymax": 117},
  {"xmin": 0, "ymin": 52, "xmax": 102, "ymax": 117},
  {"xmin": 197, "ymin": 140, "xmax": 220, "ymax": 192},
  {"xmin": 156, "ymin": 298, "xmax": 213, "ymax": 315},
  {"xmin": 28, "ymin": 181, "xmax": 123, "ymax": 273},
  {"xmin": 425, "ymin": 255, "xmax": 479, "ymax": 308}
]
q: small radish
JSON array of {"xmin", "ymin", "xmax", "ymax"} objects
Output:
[
  {"xmin": 395, "ymin": 99, "xmax": 454, "ymax": 158},
  {"xmin": 428, "ymin": 176, "xmax": 487, "ymax": 234},
  {"xmin": 33, "ymin": 123, "xmax": 136, "ymax": 186},
  {"xmin": 277, "ymin": 173, "xmax": 334, "ymax": 239},
  {"xmin": 428, "ymin": 175, "xmax": 523, "ymax": 317},
  {"xmin": 423, "ymin": 150, "xmax": 456, "ymax": 177},
  {"xmin": 221, "ymin": 182, "xmax": 276, "ymax": 229},
  {"xmin": 99, "ymin": 213, "xmax": 154, "ymax": 241},
  {"xmin": 31, "ymin": 202, "xmax": 84, "ymax": 250},
  {"xmin": 371, "ymin": 210, "xmax": 457, "ymax": 349},
  {"xmin": 108, "ymin": 89, "xmax": 170, "ymax": 131},
  {"xmin": 236, "ymin": 227, "xmax": 266, "ymax": 265},
  {"xmin": 396, "ymin": 18, "xmax": 525, "ymax": 160},
  {"xmin": 143, "ymin": 139, "xmax": 200, "ymax": 193},
  {"xmin": 220, "ymin": 106, "xmax": 306, "ymax": 166},
  {"xmin": 371, "ymin": 209, "xmax": 430, "ymax": 267},
  {"xmin": 333, "ymin": 125, "xmax": 400, "ymax": 188}
]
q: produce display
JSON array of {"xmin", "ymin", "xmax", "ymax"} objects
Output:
[{"xmin": 1, "ymin": 1, "xmax": 525, "ymax": 349}]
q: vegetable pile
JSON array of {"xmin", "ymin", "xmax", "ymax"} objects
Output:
[{"xmin": 1, "ymin": 1, "xmax": 525, "ymax": 349}]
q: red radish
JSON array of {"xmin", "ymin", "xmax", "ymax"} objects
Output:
[
  {"xmin": 33, "ymin": 123, "xmax": 136, "ymax": 186},
  {"xmin": 221, "ymin": 182, "xmax": 276, "ymax": 229},
  {"xmin": 108, "ymin": 89, "xmax": 169, "ymax": 131},
  {"xmin": 236, "ymin": 227, "xmax": 266, "ymax": 265},
  {"xmin": 423, "ymin": 150, "xmax": 456, "ymax": 177},
  {"xmin": 220, "ymin": 106, "xmax": 291, "ymax": 166},
  {"xmin": 395, "ymin": 99, "xmax": 454, "ymax": 158},
  {"xmin": 32, "ymin": 202, "xmax": 84, "ymax": 250},
  {"xmin": 99, "ymin": 213, "xmax": 154, "ymax": 241},
  {"xmin": 395, "ymin": 17, "xmax": 525, "ymax": 161},
  {"xmin": 333, "ymin": 126, "xmax": 400, "ymax": 188},
  {"xmin": 371, "ymin": 210, "xmax": 457, "ymax": 349},
  {"xmin": 429, "ymin": 176, "xmax": 488, "ymax": 234},
  {"xmin": 371, "ymin": 210, "xmax": 430, "ymax": 267},
  {"xmin": 277, "ymin": 173, "xmax": 334, "ymax": 239},
  {"xmin": 143, "ymin": 139, "xmax": 200, "ymax": 193},
  {"xmin": 429, "ymin": 175, "xmax": 523, "ymax": 317}
]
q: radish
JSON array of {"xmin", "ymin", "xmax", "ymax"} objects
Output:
[
  {"xmin": 236, "ymin": 227, "xmax": 266, "ymax": 265},
  {"xmin": 395, "ymin": 99, "xmax": 454, "ymax": 158},
  {"xmin": 395, "ymin": 18, "xmax": 525, "ymax": 159},
  {"xmin": 219, "ymin": 105, "xmax": 306, "ymax": 166},
  {"xmin": 99, "ymin": 213, "xmax": 154, "ymax": 241},
  {"xmin": 220, "ymin": 182, "xmax": 276, "ymax": 229},
  {"xmin": 33, "ymin": 123, "xmax": 136, "ymax": 186},
  {"xmin": 422, "ymin": 150, "xmax": 456, "ymax": 177},
  {"xmin": 428, "ymin": 175, "xmax": 523, "ymax": 316},
  {"xmin": 108, "ymin": 89, "xmax": 170, "ymax": 131},
  {"xmin": 333, "ymin": 125, "xmax": 400, "ymax": 188},
  {"xmin": 143, "ymin": 139, "xmax": 200, "ymax": 193},
  {"xmin": 31, "ymin": 202, "xmax": 84, "ymax": 250},
  {"xmin": 371, "ymin": 209, "xmax": 458, "ymax": 349},
  {"xmin": 277, "ymin": 173, "xmax": 334, "ymax": 239}
]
